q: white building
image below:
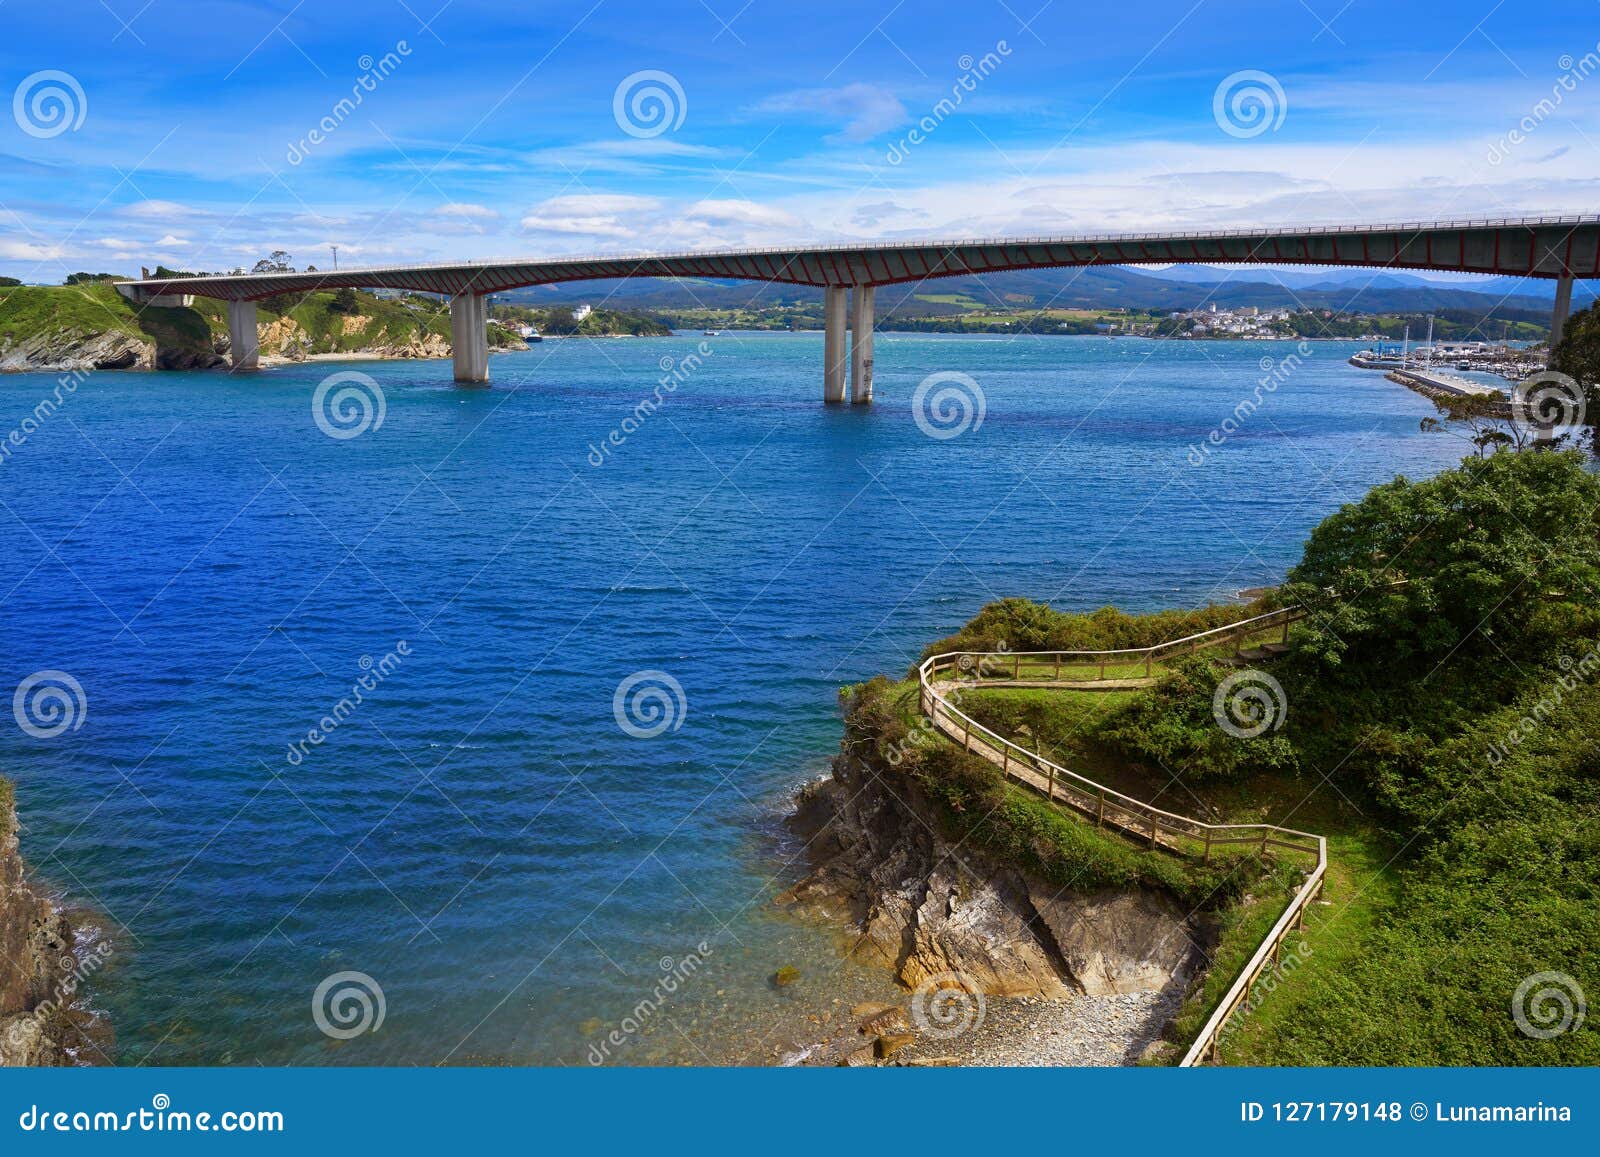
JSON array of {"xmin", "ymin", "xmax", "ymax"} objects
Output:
[{"xmin": 572, "ymin": 304, "xmax": 593, "ymax": 321}]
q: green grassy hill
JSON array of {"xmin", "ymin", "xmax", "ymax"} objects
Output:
[{"xmin": 868, "ymin": 449, "xmax": 1600, "ymax": 1065}]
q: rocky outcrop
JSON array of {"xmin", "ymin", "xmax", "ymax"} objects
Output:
[
  {"xmin": 0, "ymin": 329, "xmax": 156, "ymax": 372},
  {"xmin": 0, "ymin": 785, "xmax": 76, "ymax": 1066},
  {"xmin": 782, "ymin": 752, "xmax": 1205, "ymax": 1002}
]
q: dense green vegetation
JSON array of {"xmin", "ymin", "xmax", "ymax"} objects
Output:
[
  {"xmin": 841, "ymin": 676, "xmax": 1270, "ymax": 909},
  {"xmin": 0, "ymin": 281, "xmax": 215, "ymax": 357},
  {"xmin": 874, "ymin": 448, "xmax": 1600, "ymax": 1064},
  {"xmin": 0, "ymin": 282, "xmax": 671, "ymax": 366}
]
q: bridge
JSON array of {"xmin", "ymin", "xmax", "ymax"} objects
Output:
[{"xmin": 115, "ymin": 214, "xmax": 1600, "ymax": 396}]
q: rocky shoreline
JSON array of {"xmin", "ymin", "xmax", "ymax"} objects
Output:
[
  {"xmin": 0, "ymin": 783, "xmax": 86, "ymax": 1065},
  {"xmin": 770, "ymin": 747, "xmax": 1211, "ymax": 1066}
]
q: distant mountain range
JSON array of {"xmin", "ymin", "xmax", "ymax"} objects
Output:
[
  {"xmin": 50, "ymin": 255, "xmax": 1590, "ymax": 322},
  {"xmin": 497, "ymin": 263, "xmax": 1593, "ymax": 322}
]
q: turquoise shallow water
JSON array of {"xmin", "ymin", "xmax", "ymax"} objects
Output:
[{"xmin": 0, "ymin": 332, "xmax": 1466, "ymax": 1064}]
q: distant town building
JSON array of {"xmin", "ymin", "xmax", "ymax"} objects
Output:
[{"xmin": 572, "ymin": 304, "xmax": 593, "ymax": 321}]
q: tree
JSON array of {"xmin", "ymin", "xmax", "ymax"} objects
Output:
[
  {"xmin": 1419, "ymin": 392, "xmax": 1532, "ymax": 455},
  {"xmin": 1283, "ymin": 450, "xmax": 1600, "ymax": 669},
  {"xmin": 251, "ymin": 250, "xmax": 294, "ymax": 274},
  {"xmin": 1551, "ymin": 300, "xmax": 1600, "ymax": 441},
  {"xmin": 329, "ymin": 287, "xmax": 360, "ymax": 314}
]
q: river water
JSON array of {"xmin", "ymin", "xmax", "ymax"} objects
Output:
[{"xmin": 0, "ymin": 333, "xmax": 1465, "ymax": 1064}]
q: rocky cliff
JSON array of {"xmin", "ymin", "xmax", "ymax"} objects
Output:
[
  {"xmin": 782, "ymin": 749, "xmax": 1210, "ymax": 1004},
  {"xmin": 0, "ymin": 782, "xmax": 77, "ymax": 1066}
]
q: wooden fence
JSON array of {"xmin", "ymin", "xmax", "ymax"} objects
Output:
[{"xmin": 913, "ymin": 605, "xmax": 1326, "ymax": 1066}]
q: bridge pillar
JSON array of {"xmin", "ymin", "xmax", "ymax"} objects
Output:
[
  {"xmin": 227, "ymin": 300, "xmax": 259, "ymax": 372},
  {"xmin": 450, "ymin": 292, "xmax": 490, "ymax": 383},
  {"xmin": 850, "ymin": 285, "xmax": 874, "ymax": 404},
  {"xmin": 1548, "ymin": 273, "xmax": 1574, "ymax": 366},
  {"xmin": 823, "ymin": 286, "xmax": 848, "ymax": 403}
]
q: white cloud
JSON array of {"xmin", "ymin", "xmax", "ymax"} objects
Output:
[
  {"xmin": 520, "ymin": 194, "xmax": 663, "ymax": 241},
  {"xmin": 153, "ymin": 234, "xmax": 189, "ymax": 247},
  {"xmin": 121, "ymin": 199, "xmax": 196, "ymax": 219},
  {"xmin": 756, "ymin": 84, "xmax": 908, "ymax": 141}
]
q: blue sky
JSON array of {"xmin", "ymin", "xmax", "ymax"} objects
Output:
[{"xmin": 1, "ymin": 0, "xmax": 1597, "ymax": 280}]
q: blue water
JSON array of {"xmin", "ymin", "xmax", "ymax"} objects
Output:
[{"xmin": 0, "ymin": 333, "xmax": 1466, "ymax": 1065}]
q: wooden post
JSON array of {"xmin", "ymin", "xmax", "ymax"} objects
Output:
[
  {"xmin": 1047, "ymin": 764, "xmax": 1056, "ymax": 799},
  {"xmin": 1145, "ymin": 653, "xmax": 1152, "ymax": 678},
  {"xmin": 1096, "ymin": 791, "xmax": 1106, "ymax": 826},
  {"xmin": 1013, "ymin": 655, "xmax": 1019, "ymax": 679},
  {"xmin": 963, "ymin": 717, "xmax": 972, "ymax": 751},
  {"xmin": 1282, "ymin": 619, "xmax": 1291, "ymax": 644},
  {"xmin": 1149, "ymin": 815, "xmax": 1159, "ymax": 846},
  {"xmin": 1054, "ymin": 654, "xmax": 1060, "ymax": 680},
  {"xmin": 1203, "ymin": 828, "xmax": 1212, "ymax": 864},
  {"xmin": 1098, "ymin": 659, "xmax": 1106, "ymax": 681}
]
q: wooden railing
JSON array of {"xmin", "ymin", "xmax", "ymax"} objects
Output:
[
  {"xmin": 913, "ymin": 607, "xmax": 1326, "ymax": 1067},
  {"xmin": 926, "ymin": 605, "xmax": 1304, "ymax": 686}
]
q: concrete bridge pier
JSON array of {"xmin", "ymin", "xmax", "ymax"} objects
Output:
[
  {"xmin": 227, "ymin": 300, "xmax": 259, "ymax": 372},
  {"xmin": 1549, "ymin": 273, "xmax": 1574, "ymax": 366},
  {"xmin": 823, "ymin": 286, "xmax": 848, "ymax": 403},
  {"xmin": 850, "ymin": 285, "xmax": 874, "ymax": 404},
  {"xmin": 450, "ymin": 292, "xmax": 490, "ymax": 383}
]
